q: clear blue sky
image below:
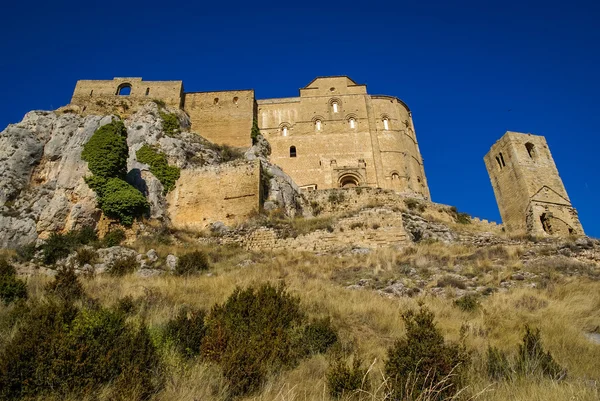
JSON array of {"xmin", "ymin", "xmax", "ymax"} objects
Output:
[{"xmin": 1, "ymin": 0, "xmax": 598, "ymax": 237}]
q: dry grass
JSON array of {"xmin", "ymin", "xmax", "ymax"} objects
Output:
[{"xmin": 4, "ymin": 239, "xmax": 600, "ymax": 400}]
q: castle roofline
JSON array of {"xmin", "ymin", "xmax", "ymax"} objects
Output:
[{"xmin": 302, "ymin": 76, "xmax": 364, "ymax": 88}]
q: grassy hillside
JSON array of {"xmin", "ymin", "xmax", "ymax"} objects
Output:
[{"xmin": 1, "ymin": 234, "xmax": 599, "ymax": 400}]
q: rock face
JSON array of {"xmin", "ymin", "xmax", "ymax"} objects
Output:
[
  {"xmin": 0, "ymin": 111, "xmax": 110, "ymax": 247},
  {"xmin": 0, "ymin": 102, "xmax": 307, "ymax": 247}
]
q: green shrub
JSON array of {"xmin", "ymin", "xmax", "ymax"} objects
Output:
[
  {"xmin": 328, "ymin": 191, "xmax": 345, "ymax": 205},
  {"xmin": 159, "ymin": 111, "xmax": 180, "ymax": 137},
  {"xmin": 201, "ymin": 283, "xmax": 304, "ymax": 396},
  {"xmin": 0, "ymin": 260, "xmax": 27, "ymax": 305},
  {"xmin": 136, "ymin": 144, "xmax": 180, "ymax": 193},
  {"xmin": 44, "ymin": 267, "xmax": 84, "ymax": 302},
  {"xmin": 486, "ymin": 346, "xmax": 512, "ymax": 380},
  {"xmin": 152, "ymin": 99, "xmax": 166, "ymax": 108},
  {"xmin": 175, "ymin": 250, "xmax": 209, "ymax": 276},
  {"xmin": 516, "ymin": 325, "xmax": 564, "ymax": 379},
  {"xmin": 75, "ymin": 247, "xmax": 98, "ymax": 266},
  {"xmin": 82, "ymin": 121, "xmax": 149, "ymax": 226},
  {"xmin": 108, "ymin": 255, "xmax": 138, "ymax": 277},
  {"xmin": 384, "ymin": 306, "xmax": 469, "ymax": 400},
  {"xmin": 454, "ymin": 294, "xmax": 480, "ymax": 312},
  {"xmin": 41, "ymin": 232, "xmax": 74, "ymax": 265},
  {"xmin": 115, "ymin": 295, "xmax": 136, "ymax": 315},
  {"xmin": 0, "ymin": 301, "xmax": 162, "ymax": 400},
  {"xmin": 302, "ymin": 317, "xmax": 338, "ymax": 355},
  {"xmin": 0, "ymin": 258, "xmax": 16, "ymax": 276},
  {"xmin": 164, "ymin": 307, "xmax": 207, "ymax": 358},
  {"xmin": 103, "ymin": 229, "xmax": 126, "ymax": 247},
  {"xmin": 327, "ymin": 355, "xmax": 367, "ymax": 398},
  {"xmin": 405, "ymin": 198, "xmax": 426, "ymax": 213},
  {"xmin": 15, "ymin": 243, "xmax": 36, "ymax": 262},
  {"xmin": 98, "ymin": 178, "xmax": 149, "ymax": 226},
  {"xmin": 81, "ymin": 120, "xmax": 128, "ymax": 180},
  {"xmin": 40, "ymin": 227, "xmax": 99, "ymax": 265},
  {"xmin": 251, "ymin": 118, "xmax": 260, "ymax": 144}
]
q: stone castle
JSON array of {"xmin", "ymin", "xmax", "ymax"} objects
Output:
[{"xmin": 68, "ymin": 76, "xmax": 583, "ymax": 236}]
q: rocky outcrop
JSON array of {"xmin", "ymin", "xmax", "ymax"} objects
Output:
[
  {"xmin": 0, "ymin": 102, "xmax": 308, "ymax": 247},
  {"xmin": 0, "ymin": 111, "xmax": 111, "ymax": 247}
]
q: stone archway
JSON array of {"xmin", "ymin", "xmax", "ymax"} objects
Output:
[{"xmin": 338, "ymin": 173, "xmax": 361, "ymax": 188}]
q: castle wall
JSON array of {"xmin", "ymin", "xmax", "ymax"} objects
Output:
[
  {"xmin": 485, "ymin": 132, "xmax": 583, "ymax": 236},
  {"xmin": 70, "ymin": 78, "xmax": 183, "ymax": 116},
  {"xmin": 166, "ymin": 160, "xmax": 262, "ymax": 230},
  {"xmin": 183, "ymin": 90, "xmax": 254, "ymax": 148},
  {"xmin": 258, "ymin": 77, "xmax": 429, "ymax": 198}
]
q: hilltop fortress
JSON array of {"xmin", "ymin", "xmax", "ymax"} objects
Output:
[{"xmin": 67, "ymin": 76, "xmax": 583, "ymax": 237}]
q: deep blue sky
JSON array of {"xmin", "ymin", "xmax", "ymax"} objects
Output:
[{"xmin": 1, "ymin": 0, "xmax": 598, "ymax": 237}]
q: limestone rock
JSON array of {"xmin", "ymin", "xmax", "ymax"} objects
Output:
[
  {"xmin": 96, "ymin": 246, "xmax": 139, "ymax": 268},
  {"xmin": 166, "ymin": 254, "xmax": 178, "ymax": 271},
  {"xmin": 146, "ymin": 249, "xmax": 158, "ymax": 262}
]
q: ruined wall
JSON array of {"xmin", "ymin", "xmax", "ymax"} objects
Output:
[
  {"xmin": 485, "ymin": 132, "xmax": 583, "ymax": 236},
  {"xmin": 167, "ymin": 160, "xmax": 262, "ymax": 230},
  {"xmin": 183, "ymin": 90, "xmax": 254, "ymax": 148},
  {"xmin": 258, "ymin": 77, "xmax": 429, "ymax": 198},
  {"xmin": 70, "ymin": 78, "xmax": 183, "ymax": 116}
]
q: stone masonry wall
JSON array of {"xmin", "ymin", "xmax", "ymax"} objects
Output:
[
  {"xmin": 70, "ymin": 78, "xmax": 183, "ymax": 117},
  {"xmin": 183, "ymin": 90, "xmax": 254, "ymax": 148},
  {"xmin": 167, "ymin": 159, "xmax": 262, "ymax": 230}
]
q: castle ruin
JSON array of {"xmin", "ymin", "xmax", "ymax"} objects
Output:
[{"xmin": 69, "ymin": 77, "xmax": 583, "ymax": 237}]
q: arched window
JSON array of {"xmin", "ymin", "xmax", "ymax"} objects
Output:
[
  {"xmin": 282, "ymin": 126, "xmax": 288, "ymax": 136},
  {"xmin": 349, "ymin": 118, "xmax": 356, "ymax": 129},
  {"xmin": 315, "ymin": 120, "xmax": 322, "ymax": 131},
  {"xmin": 145, "ymin": 87, "xmax": 150, "ymax": 96},
  {"xmin": 290, "ymin": 146, "xmax": 297, "ymax": 158},
  {"xmin": 214, "ymin": 97, "xmax": 219, "ymax": 105},
  {"xmin": 391, "ymin": 173, "xmax": 400, "ymax": 180},
  {"xmin": 233, "ymin": 97, "xmax": 239, "ymax": 104},
  {"xmin": 332, "ymin": 101, "xmax": 339, "ymax": 113},
  {"xmin": 496, "ymin": 156, "xmax": 502, "ymax": 170},
  {"xmin": 383, "ymin": 118, "xmax": 389, "ymax": 130},
  {"xmin": 499, "ymin": 152, "xmax": 506, "ymax": 167},
  {"xmin": 525, "ymin": 142, "xmax": 536, "ymax": 159},
  {"xmin": 116, "ymin": 83, "xmax": 132, "ymax": 96}
]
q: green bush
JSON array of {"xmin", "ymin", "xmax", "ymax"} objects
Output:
[
  {"xmin": 81, "ymin": 120, "xmax": 129, "ymax": 179},
  {"xmin": 0, "ymin": 301, "xmax": 162, "ymax": 400},
  {"xmin": 326, "ymin": 355, "xmax": 367, "ymax": 398},
  {"xmin": 136, "ymin": 144, "xmax": 180, "ymax": 193},
  {"xmin": 44, "ymin": 267, "xmax": 84, "ymax": 302},
  {"xmin": 486, "ymin": 346, "xmax": 512, "ymax": 380},
  {"xmin": 152, "ymin": 99, "xmax": 166, "ymax": 108},
  {"xmin": 201, "ymin": 283, "xmax": 304, "ymax": 396},
  {"xmin": 103, "ymin": 229, "xmax": 126, "ymax": 247},
  {"xmin": 159, "ymin": 111, "xmax": 180, "ymax": 137},
  {"xmin": 251, "ymin": 118, "xmax": 260, "ymax": 144},
  {"xmin": 15, "ymin": 243, "xmax": 37, "ymax": 262},
  {"xmin": 516, "ymin": 325, "xmax": 564, "ymax": 379},
  {"xmin": 41, "ymin": 232, "xmax": 74, "ymax": 265},
  {"xmin": 328, "ymin": 191, "xmax": 345, "ymax": 205},
  {"xmin": 82, "ymin": 121, "xmax": 149, "ymax": 226},
  {"xmin": 164, "ymin": 307, "xmax": 207, "ymax": 358},
  {"xmin": 115, "ymin": 295, "xmax": 137, "ymax": 315},
  {"xmin": 175, "ymin": 250, "xmax": 209, "ymax": 276},
  {"xmin": 40, "ymin": 228, "xmax": 99, "ymax": 265},
  {"xmin": 405, "ymin": 198, "xmax": 426, "ymax": 213},
  {"xmin": 302, "ymin": 317, "xmax": 338, "ymax": 355},
  {"xmin": 0, "ymin": 259, "xmax": 27, "ymax": 305},
  {"xmin": 384, "ymin": 306, "xmax": 469, "ymax": 400},
  {"xmin": 75, "ymin": 247, "xmax": 98, "ymax": 266},
  {"xmin": 108, "ymin": 255, "xmax": 138, "ymax": 277},
  {"xmin": 98, "ymin": 178, "xmax": 149, "ymax": 226},
  {"xmin": 454, "ymin": 294, "xmax": 480, "ymax": 312}
]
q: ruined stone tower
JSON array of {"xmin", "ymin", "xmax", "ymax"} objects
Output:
[{"xmin": 484, "ymin": 132, "xmax": 583, "ymax": 236}]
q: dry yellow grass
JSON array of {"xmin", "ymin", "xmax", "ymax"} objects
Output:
[{"xmin": 4, "ymin": 240, "xmax": 600, "ymax": 400}]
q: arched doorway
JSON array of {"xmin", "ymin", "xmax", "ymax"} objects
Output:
[{"xmin": 338, "ymin": 173, "xmax": 361, "ymax": 188}]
